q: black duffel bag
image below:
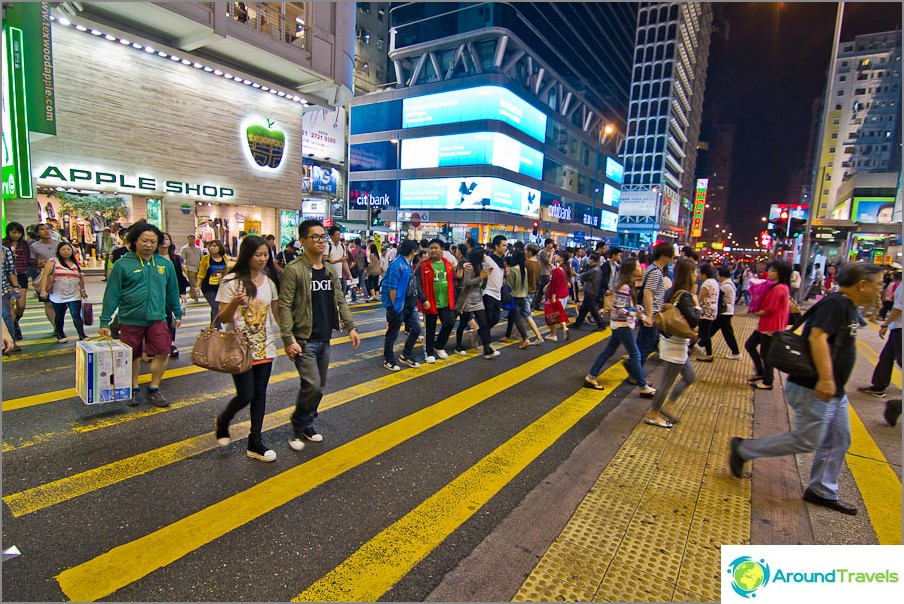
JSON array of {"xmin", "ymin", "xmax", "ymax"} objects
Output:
[{"xmin": 766, "ymin": 298, "xmax": 829, "ymax": 378}]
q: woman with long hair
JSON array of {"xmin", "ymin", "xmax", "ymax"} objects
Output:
[
  {"xmin": 158, "ymin": 232, "xmax": 190, "ymax": 358},
  {"xmin": 745, "ymin": 260, "xmax": 792, "ymax": 391},
  {"xmin": 504, "ymin": 249, "xmax": 540, "ymax": 348},
  {"xmin": 366, "ymin": 242, "xmax": 382, "ymax": 301},
  {"xmin": 38, "ymin": 241, "xmax": 88, "ymax": 343},
  {"xmin": 198, "ymin": 239, "xmax": 229, "ymax": 325},
  {"xmin": 454, "ymin": 248, "xmax": 498, "ymax": 358},
  {"xmin": 584, "ymin": 258, "xmax": 656, "ymax": 397},
  {"xmin": 695, "ymin": 263, "xmax": 719, "ymax": 362},
  {"xmin": 545, "ymin": 249, "xmax": 572, "ymax": 341},
  {"xmin": 3, "ymin": 222, "xmax": 30, "ymax": 339},
  {"xmin": 644, "ymin": 257, "xmax": 700, "ymax": 428},
  {"xmin": 213, "ymin": 235, "xmax": 281, "ymax": 462}
]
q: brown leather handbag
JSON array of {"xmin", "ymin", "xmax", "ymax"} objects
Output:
[
  {"xmin": 191, "ymin": 322, "xmax": 252, "ymax": 374},
  {"xmin": 654, "ymin": 290, "xmax": 699, "ymax": 339}
]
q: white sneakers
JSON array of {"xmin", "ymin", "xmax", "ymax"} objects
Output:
[
  {"xmin": 383, "ymin": 361, "xmax": 401, "ymax": 371},
  {"xmin": 725, "ymin": 353, "xmax": 743, "ymax": 360},
  {"xmin": 425, "ymin": 355, "xmax": 437, "ymax": 364},
  {"xmin": 436, "ymin": 350, "xmax": 449, "ymax": 359},
  {"xmin": 288, "ymin": 437, "xmax": 305, "ymax": 451},
  {"xmin": 484, "ymin": 350, "xmax": 501, "ymax": 359}
]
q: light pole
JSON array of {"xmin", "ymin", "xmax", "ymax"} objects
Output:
[
  {"xmin": 390, "ymin": 136, "xmax": 401, "ymax": 243},
  {"xmin": 799, "ymin": 2, "xmax": 844, "ymax": 301}
]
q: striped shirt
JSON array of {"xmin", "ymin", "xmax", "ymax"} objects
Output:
[{"xmin": 641, "ymin": 264, "xmax": 666, "ymax": 313}]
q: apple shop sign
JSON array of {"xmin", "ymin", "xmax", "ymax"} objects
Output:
[{"xmin": 35, "ymin": 165, "xmax": 235, "ymax": 199}]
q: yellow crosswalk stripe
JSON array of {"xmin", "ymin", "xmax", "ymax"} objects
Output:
[
  {"xmin": 293, "ymin": 360, "xmax": 628, "ymax": 602},
  {"xmin": 52, "ymin": 331, "xmax": 608, "ymax": 602},
  {"xmin": 1, "ymin": 329, "xmax": 386, "ymax": 412}
]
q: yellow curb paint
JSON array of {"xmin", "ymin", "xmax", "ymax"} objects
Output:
[
  {"xmin": 1, "ymin": 329, "xmax": 386, "ymax": 412},
  {"xmin": 293, "ymin": 361, "xmax": 628, "ymax": 602},
  {"xmin": 53, "ymin": 331, "xmax": 607, "ymax": 602},
  {"xmin": 855, "ymin": 340, "xmax": 902, "ymax": 388}
]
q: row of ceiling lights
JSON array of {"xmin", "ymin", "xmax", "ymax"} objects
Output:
[{"xmin": 52, "ymin": 15, "xmax": 309, "ymax": 106}]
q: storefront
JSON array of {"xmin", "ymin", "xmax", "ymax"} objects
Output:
[{"xmin": 12, "ymin": 22, "xmax": 307, "ymax": 253}]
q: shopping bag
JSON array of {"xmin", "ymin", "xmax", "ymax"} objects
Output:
[{"xmin": 544, "ymin": 300, "xmax": 564, "ymax": 326}]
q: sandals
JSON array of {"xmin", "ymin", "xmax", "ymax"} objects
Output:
[
  {"xmin": 519, "ymin": 340, "xmax": 532, "ymax": 349},
  {"xmin": 583, "ymin": 376, "xmax": 605, "ymax": 390},
  {"xmin": 644, "ymin": 416, "xmax": 673, "ymax": 429},
  {"xmin": 752, "ymin": 382, "xmax": 773, "ymax": 390}
]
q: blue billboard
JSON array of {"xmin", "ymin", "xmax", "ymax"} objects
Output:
[
  {"xmin": 349, "ymin": 180, "xmax": 397, "ymax": 209},
  {"xmin": 605, "ymin": 157, "xmax": 624, "ymax": 184},
  {"xmin": 602, "ymin": 184, "xmax": 621, "ymax": 208},
  {"xmin": 400, "ymin": 177, "xmax": 541, "ymax": 218},
  {"xmin": 600, "ymin": 210, "xmax": 618, "ymax": 232},
  {"xmin": 311, "ymin": 165, "xmax": 338, "ymax": 194},
  {"xmin": 402, "ymin": 86, "xmax": 548, "ymax": 142},
  {"xmin": 401, "ymin": 132, "xmax": 544, "ymax": 180}
]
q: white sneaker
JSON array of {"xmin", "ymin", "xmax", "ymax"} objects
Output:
[
  {"xmin": 425, "ymin": 355, "xmax": 437, "ymax": 364},
  {"xmin": 435, "ymin": 350, "xmax": 449, "ymax": 359},
  {"xmin": 546, "ymin": 335, "xmax": 558, "ymax": 342},
  {"xmin": 399, "ymin": 354, "xmax": 421, "ymax": 368},
  {"xmin": 288, "ymin": 437, "xmax": 305, "ymax": 452},
  {"xmin": 725, "ymin": 353, "xmax": 742, "ymax": 360},
  {"xmin": 383, "ymin": 361, "xmax": 401, "ymax": 371},
  {"xmin": 484, "ymin": 350, "xmax": 501, "ymax": 359},
  {"xmin": 455, "ymin": 349, "xmax": 468, "ymax": 356}
]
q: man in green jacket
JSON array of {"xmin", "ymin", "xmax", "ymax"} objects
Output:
[
  {"xmin": 99, "ymin": 223, "xmax": 183, "ymax": 407},
  {"xmin": 280, "ymin": 219, "xmax": 360, "ymax": 452}
]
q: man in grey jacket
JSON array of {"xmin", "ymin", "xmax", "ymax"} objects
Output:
[
  {"xmin": 280, "ymin": 219, "xmax": 360, "ymax": 452},
  {"xmin": 572, "ymin": 253, "xmax": 606, "ymax": 330}
]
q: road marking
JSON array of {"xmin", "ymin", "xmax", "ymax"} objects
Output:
[
  {"xmin": 293, "ymin": 360, "xmax": 629, "ymax": 601},
  {"xmin": 1, "ymin": 329, "xmax": 386, "ymax": 412},
  {"xmin": 52, "ymin": 331, "xmax": 607, "ymax": 602},
  {"xmin": 855, "ymin": 340, "xmax": 902, "ymax": 388}
]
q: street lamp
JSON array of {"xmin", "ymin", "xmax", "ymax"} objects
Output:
[
  {"xmin": 591, "ymin": 122, "xmax": 615, "ymax": 244},
  {"xmin": 390, "ymin": 136, "xmax": 401, "ymax": 242}
]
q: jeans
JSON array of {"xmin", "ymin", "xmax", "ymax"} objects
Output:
[
  {"xmin": 740, "ymin": 289, "xmax": 751, "ymax": 305},
  {"xmin": 202, "ymin": 287, "xmax": 220, "ymax": 326},
  {"xmin": 219, "ymin": 362, "xmax": 272, "ymax": 443},
  {"xmin": 698, "ymin": 318, "xmax": 714, "ymax": 355},
  {"xmin": 483, "ymin": 294, "xmax": 502, "ymax": 329},
  {"xmin": 711, "ymin": 314, "xmax": 740, "ymax": 355},
  {"xmin": 745, "ymin": 331, "xmax": 775, "ymax": 385},
  {"xmin": 457, "ymin": 309, "xmax": 493, "ymax": 355},
  {"xmin": 52, "ymin": 300, "xmax": 86, "ymax": 339},
  {"xmin": 650, "ymin": 358, "xmax": 695, "ymax": 412},
  {"xmin": 384, "ymin": 306, "xmax": 421, "ymax": 363},
  {"xmin": 738, "ymin": 381, "xmax": 851, "ymax": 499},
  {"xmin": 291, "ymin": 340, "xmax": 330, "ymax": 434},
  {"xmin": 870, "ymin": 327, "xmax": 902, "ymax": 389},
  {"xmin": 588, "ymin": 327, "xmax": 647, "ymax": 387},
  {"xmin": 505, "ymin": 297, "xmax": 531, "ymax": 338},
  {"xmin": 636, "ymin": 323, "xmax": 660, "ymax": 367},
  {"xmin": 424, "ymin": 307, "xmax": 455, "ymax": 356},
  {"xmin": 2, "ymin": 295, "xmax": 13, "ymax": 336},
  {"xmin": 573, "ymin": 295, "xmax": 605, "ymax": 329}
]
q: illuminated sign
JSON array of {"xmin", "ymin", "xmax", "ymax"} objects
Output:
[
  {"xmin": 401, "ymin": 132, "xmax": 544, "ymax": 179},
  {"xmin": 400, "ymin": 177, "xmax": 540, "ymax": 218},
  {"xmin": 349, "ymin": 180, "xmax": 396, "ymax": 209},
  {"xmin": 852, "ymin": 197, "xmax": 896, "ymax": 224},
  {"xmin": 605, "ymin": 158, "xmax": 623, "ymax": 184},
  {"xmin": 546, "ymin": 199, "xmax": 573, "ymax": 222},
  {"xmin": 2, "ymin": 24, "xmax": 33, "ymax": 199},
  {"xmin": 302, "ymin": 198, "xmax": 326, "ymax": 219},
  {"xmin": 690, "ymin": 178, "xmax": 708, "ymax": 237},
  {"xmin": 618, "ymin": 190, "xmax": 658, "ymax": 217},
  {"xmin": 402, "ymin": 86, "xmax": 548, "ymax": 142},
  {"xmin": 302, "ymin": 105, "xmax": 346, "ymax": 162},
  {"xmin": 768, "ymin": 203, "xmax": 808, "ymax": 221},
  {"xmin": 602, "ymin": 184, "xmax": 620, "ymax": 208},
  {"xmin": 600, "ymin": 209, "xmax": 618, "ymax": 232},
  {"xmin": 311, "ymin": 165, "xmax": 339, "ymax": 194},
  {"xmin": 35, "ymin": 165, "xmax": 235, "ymax": 199},
  {"xmin": 240, "ymin": 116, "xmax": 287, "ymax": 173},
  {"xmin": 759, "ymin": 230, "xmax": 772, "ymax": 248}
]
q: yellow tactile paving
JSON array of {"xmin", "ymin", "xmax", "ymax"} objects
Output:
[{"xmin": 514, "ymin": 318, "xmax": 759, "ymax": 603}]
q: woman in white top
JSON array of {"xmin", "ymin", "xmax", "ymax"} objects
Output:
[
  {"xmin": 213, "ymin": 236, "xmax": 281, "ymax": 462},
  {"xmin": 695, "ymin": 264, "xmax": 720, "ymax": 362},
  {"xmin": 39, "ymin": 241, "xmax": 88, "ymax": 343}
]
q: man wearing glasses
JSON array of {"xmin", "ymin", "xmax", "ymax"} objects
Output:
[{"xmin": 279, "ymin": 219, "xmax": 360, "ymax": 452}]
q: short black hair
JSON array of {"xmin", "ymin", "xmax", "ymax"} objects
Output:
[
  {"xmin": 589, "ymin": 252, "xmax": 601, "ymax": 263},
  {"xmin": 126, "ymin": 222, "xmax": 163, "ymax": 251},
  {"xmin": 428, "ymin": 238, "xmax": 444, "ymax": 248},
  {"xmin": 718, "ymin": 266, "xmax": 732, "ymax": 278},
  {"xmin": 544, "ymin": 238, "xmax": 554, "ymax": 246},
  {"xmin": 836, "ymin": 261, "xmax": 886, "ymax": 288},
  {"xmin": 354, "ymin": 237, "xmax": 362, "ymax": 245},
  {"xmin": 298, "ymin": 219, "xmax": 324, "ymax": 239},
  {"xmin": 328, "ymin": 225, "xmax": 342, "ymax": 236},
  {"xmin": 400, "ymin": 239, "xmax": 419, "ymax": 257},
  {"xmin": 492, "ymin": 235, "xmax": 507, "ymax": 247},
  {"xmin": 513, "ymin": 240, "xmax": 525, "ymax": 250},
  {"xmin": 700, "ymin": 264, "xmax": 716, "ymax": 279},
  {"xmin": 652, "ymin": 241, "xmax": 675, "ymax": 260},
  {"xmin": 608, "ymin": 246, "xmax": 622, "ymax": 258},
  {"xmin": 420, "ymin": 238, "xmax": 430, "ymax": 248}
]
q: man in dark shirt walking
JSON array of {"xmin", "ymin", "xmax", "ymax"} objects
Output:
[{"xmin": 729, "ymin": 262, "xmax": 885, "ymax": 515}]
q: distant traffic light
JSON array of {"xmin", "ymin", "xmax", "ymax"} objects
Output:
[
  {"xmin": 532, "ymin": 220, "xmax": 539, "ymax": 236},
  {"xmin": 371, "ymin": 207, "xmax": 384, "ymax": 226},
  {"xmin": 780, "ymin": 210, "xmax": 789, "ymax": 220}
]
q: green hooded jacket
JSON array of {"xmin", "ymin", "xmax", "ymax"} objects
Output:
[{"xmin": 100, "ymin": 252, "xmax": 184, "ymax": 328}]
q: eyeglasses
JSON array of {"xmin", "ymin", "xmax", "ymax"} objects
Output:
[{"xmin": 303, "ymin": 234, "xmax": 327, "ymax": 241}]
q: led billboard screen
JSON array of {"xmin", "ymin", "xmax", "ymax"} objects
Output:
[
  {"xmin": 600, "ymin": 210, "xmax": 618, "ymax": 232},
  {"xmin": 401, "ymin": 132, "xmax": 543, "ymax": 179},
  {"xmin": 402, "ymin": 86, "xmax": 547, "ymax": 142},
  {"xmin": 605, "ymin": 158, "xmax": 623, "ymax": 184},
  {"xmin": 602, "ymin": 184, "xmax": 620, "ymax": 208},
  {"xmin": 400, "ymin": 177, "xmax": 540, "ymax": 218}
]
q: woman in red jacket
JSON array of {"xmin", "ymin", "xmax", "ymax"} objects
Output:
[
  {"xmin": 545, "ymin": 249, "xmax": 572, "ymax": 341},
  {"xmin": 744, "ymin": 259, "xmax": 792, "ymax": 390}
]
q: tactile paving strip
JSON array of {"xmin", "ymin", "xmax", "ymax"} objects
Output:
[{"xmin": 514, "ymin": 318, "xmax": 760, "ymax": 602}]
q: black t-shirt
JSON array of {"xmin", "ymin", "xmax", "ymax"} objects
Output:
[
  {"xmin": 309, "ymin": 267, "xmax": 334, "ymax": 342},
  {"xmin": 789, "ymin": 293, "xmax": 859, "ymax": 397}
]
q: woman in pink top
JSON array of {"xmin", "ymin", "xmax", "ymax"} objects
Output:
[
  {"xmin": 545, "ymin": 250, "xmax": 572, "ymax": 341},
  {"xmin": 744, "ymin": 260, "xmax": 792, "ymax": 390}
]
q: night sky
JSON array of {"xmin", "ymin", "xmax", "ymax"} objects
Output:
[{"xmin": 704, "ymin": 2, "xmax": 902, "ymax": 244}]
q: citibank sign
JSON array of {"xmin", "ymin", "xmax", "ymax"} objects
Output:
[
  {"xmin": 35, "ymin": 165, "xmax": 235, "ymax": 199},
  {"xmin": 546, "ymin": 199, "xmax": 572, "ymax": 222}
]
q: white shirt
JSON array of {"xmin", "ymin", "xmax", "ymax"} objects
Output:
[
  {"xmin": 700, "ymin": 278, "xmax": 719, "ymax": 320},
  {"xmin": 482, "ymin": 255, "xmax": 505, "ymax": 300},
  {"xmin": 442, "ymin": 250, "xmax": 457, "ymax": 267},
  {"xmin": 719, "ymin": 279, "xmax": 736, "ymax": 316},
  {"xmin": 889, "ymin": 284, "xmax": 903, "ymax": 331},
  {"xmin": 216, "ymin": 274, "xmax": 279, "ymax": 360},
  {"xmin": 326, "ymin": 238, "xmax": 347, "ymax": 278}
]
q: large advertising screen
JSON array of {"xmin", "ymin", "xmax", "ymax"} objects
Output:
[
  {"xmin": 852, "ymin": 197, "xmax": 896, "ymax": 224},
  {"xmin": 600, "ymin": 210, "xmax": 618, "ymax": 232},
  {"xmin": 617, "ymin": 190, "xmax": 658, "ymax": 217},
  {"xmin": 310, "ymin": 165, "xmax": 339, "ymax": 194},
  {"xmin": 400, "ymin": 177, "xmax": 541, "ymax": 218},
  {"xmin": 349, "ymin": 180, "xmax": 397, "ymax": 209},
  {"xmin": 602, "ymin": 184, "xmax": 620, "ymax": 208},
  {"xmin": 605, "ymin": 158, "xmax": 624, "ymax": 184},
  {"xmin": 401, "ymin": 132, "xmax": 544, "ymax": 179},
  {"xmin": 402, "ymin": 86, "xmax": 548, "ymax": 142}
]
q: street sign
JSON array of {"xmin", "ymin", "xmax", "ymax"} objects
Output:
[
  {"xmin": 2, "ymin": 24, "xmax": 33, "ymax": 199},
  {"xmin": 573, "ymin": 230, "xmax": 586, "ymax": 244},
  {"xmin": 690, "ymin": 179, "xmax": 708, "ymax": 238},
  {"xmin": 323, "ymin": 218, "xmax": 333, "ymax": 227}
]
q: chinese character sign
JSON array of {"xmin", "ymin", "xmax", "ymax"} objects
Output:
[{"xmin": 690, "ymin": 178, "xmax": 708, "ymax": 238}]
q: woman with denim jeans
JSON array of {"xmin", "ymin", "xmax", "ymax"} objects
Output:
[
  {"xmin": 584, "ymin": 258, "xmax": 655, "ymax": 397},
  {"xmin": 455, "ymin": 248, "xmax": 496, "ymax": 358},
  {"xmin": 39, "ymin": 242, "xmax": 87, "ymax": 343},
  {"xmin": 504, "ymin": 249, "xmax": 541, "ymax": 348}
]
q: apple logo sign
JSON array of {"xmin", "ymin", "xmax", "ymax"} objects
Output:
[{"xmin": 246, "ymin": 118, "xmax": 286, "ymax": 169}]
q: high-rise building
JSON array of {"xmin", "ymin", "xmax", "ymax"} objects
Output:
[
  {"xmin": 618, "ymin": 2, "xmax": 713, "ymax": 250},
  {"xmin": 695, "ymin": 123, "xmax": 734, "ymax": 242},
  {"xmin": 354, "ymin": 2, "xmax": 391, "ymax": 94},
  {"xmin": 813, "ymin": 30, "xmax": 902, "ymax": 219}
]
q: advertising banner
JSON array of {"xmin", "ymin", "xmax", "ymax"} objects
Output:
[
  {"xmin": 401, "ymin": 132, "xmax": 543, "ymax": 180},
  {"xmin": 617, "ymin": 190, "xmax": 658, "ymax": 217},
  {"xmin": 2, "ymin": 24, "xmax": 33, "ymax": 199},
  {"xmin": 573, "ymin": 202, "xmax": 599, "ymax": 228},
  {"xmin": 852, "ymin": 197, "xmax": 896, "ymax": 224},
  {"xmin": 600, "ymin": 209, "xmax": 618, "ymax": 232},
  {"xmin": 400, "ymin": 177, "xmax": 540, "ymax": 218},
  {"xmin": 602, "ymin": 184, "xmax": 620, "ymax": 208},
  {"xmin": 605, "ymin": 157, "xmax": 624, "ymax": 184},
  {"xmin": 311, "ymin": 164, "xmax": 339, "ymax": 195},
  {"xmin": 301, "ymin": 105, "xmax": 346, "ymax": 162},
  {"xmin": 402, "ymin": 85, "xmax": 548, "ymax": 142},
  {"xmin": 279, "ymin": 209, "xmax": 299, "ymax": 249},
  {"xmin": 3, "ymin": 2, "xmax": 55, "ymax": 137},
  {"xmin": 768, "ymin": 203, "xmax": 809, "ymax": 221},
  {"xmin": 690, "ymin": 179, "xmax": 708, "ymax": 237},
  {"xmin": 349, "ymin": 180, "xmax": 396, "ymax": 209},
  {"xmin": 301, "ymin": 198, "xmax": 327, "ymax": 219}
]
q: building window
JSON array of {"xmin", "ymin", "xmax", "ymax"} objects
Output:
[
  {"xmin": 376, "ymin": 36, "xmax": 384, "ymax": 50},
  {"xmin": 829, "ymin": 147, "xmax": 836, "ymax": 153},
  {"xmin": 832, "ymin": 118, "xmax": 840, "ymax": 125},
  {"xmin": 839, "ymin": 75, "xmax": 846, "ymax": 82},
  {"xmin": 830, "ymin": 133, "xmax": 837, "ymax": 139},
  {"xmin": 377, "ymin": 6, "xmax": 385, "ymax": 21},
  {"xmin": 357, "ymin": 2, "xmax": 370, "ymax": 14}
]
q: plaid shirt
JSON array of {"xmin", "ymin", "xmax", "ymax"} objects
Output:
[
  {"xmin": 8, "ymin": 240, "xmax": 29, "ymax": 273},
  {"xmin": 2, "ymin": 247, "xmax": 15, "ymax": 296}
]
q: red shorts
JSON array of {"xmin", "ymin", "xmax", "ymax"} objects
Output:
[{"xmin": 119, "ymin": 321, "xmax": 171, "ymax": 359}]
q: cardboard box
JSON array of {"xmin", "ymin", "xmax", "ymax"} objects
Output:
[{"xmin": 76, "ymin": 340, "xmax": 133, "ymax": 405}]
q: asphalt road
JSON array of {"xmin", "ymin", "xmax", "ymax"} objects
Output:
[{"xmin": 1, "ymin": 279, "xmax": 900, "ymax": 601}]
